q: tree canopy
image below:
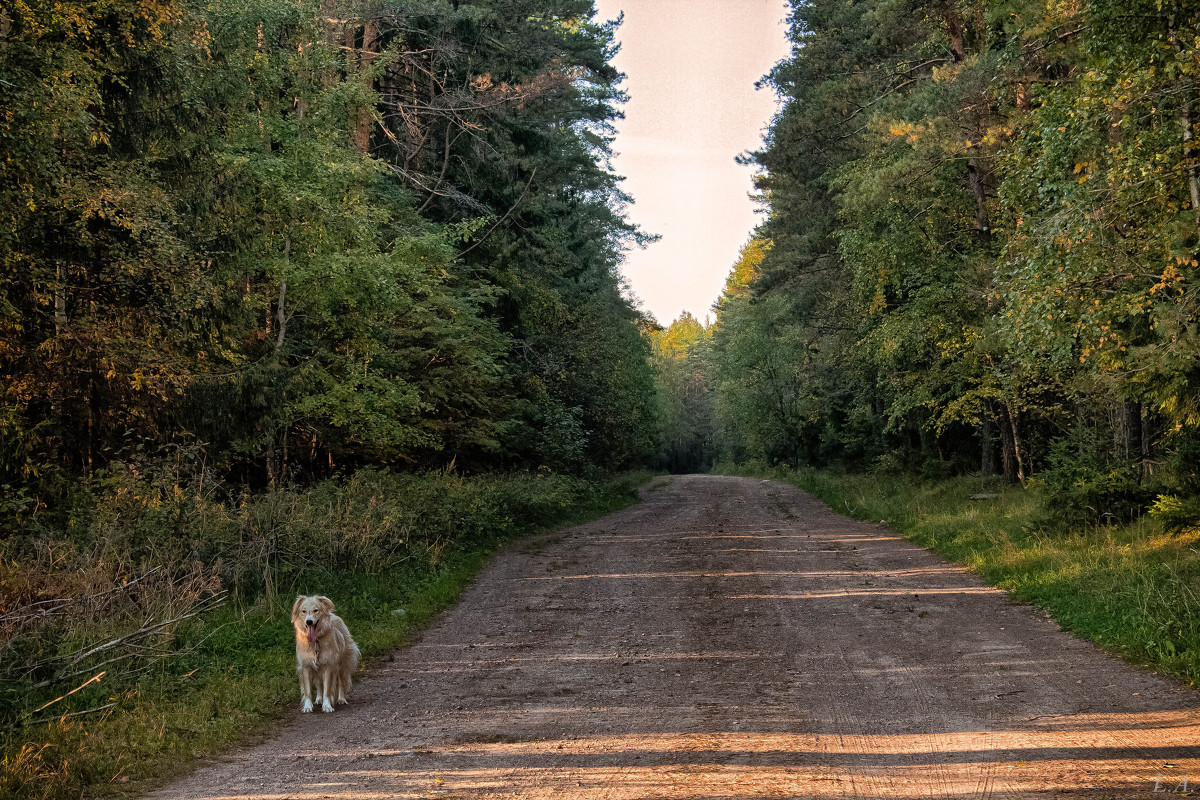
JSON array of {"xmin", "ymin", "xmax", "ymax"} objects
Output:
[
  {"xmin": 699, "ymin": 0, "xmax": 1200, "ymax": 522},
  {"xmin": 0, "ymin": 0, "xmax": 659, "ymax": 517}
]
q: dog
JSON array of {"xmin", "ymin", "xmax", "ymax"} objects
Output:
[{"xmin": 291, "ymin": 595, "xmax": 360, "ymax": 713}]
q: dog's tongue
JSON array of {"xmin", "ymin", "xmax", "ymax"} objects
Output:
[{"xmin": 306, "ymin": 627, "xmax": 316, "ymax": 644}]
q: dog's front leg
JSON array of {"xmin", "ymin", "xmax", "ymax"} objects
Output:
[
  {"xmin": 299, "ymin": 666, "xmax": 314, "ymax": 713},
  {"xmin": 320, "ymin": 669, "xmax": 335, "ymax": 713}
]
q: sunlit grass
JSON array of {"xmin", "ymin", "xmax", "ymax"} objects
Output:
[{"xmin": 724, "ymin": 465, "xmax": 1200, "ymax": 686}]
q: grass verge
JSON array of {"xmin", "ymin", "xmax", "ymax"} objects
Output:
[
  {"xmin": 723, "ymin": 465, "xmax": 1200, "ymax": 686},
  {"xmin": 1, "ymin": 468, "xmax": 650, "ymax": 800}
]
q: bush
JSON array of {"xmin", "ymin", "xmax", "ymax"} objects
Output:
[
  {"xmin": 1148, "ymin": 494, "xmax": 1200, "ymax": 529},
  {"xmin": 919, "ymin": 458, "xmax": 954, "ymax": 480},
  {"xmin": 872, "ymin": 451, "xmax": 906, "ymax": 476},
  {"xmin": 1033, "ymin": 436, "xmax": 1153, "ymax": 528}
]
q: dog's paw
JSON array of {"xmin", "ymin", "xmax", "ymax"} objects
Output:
[
  {"xmin": 301, "ymin": 699, "xmax": 313, "ymax": 713},
  {"xmin": 321, "ymin": 699, "xmax": 335, "ymax": 713}
]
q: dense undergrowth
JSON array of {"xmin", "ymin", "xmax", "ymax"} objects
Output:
[
  {"xmin": 0, "ymin": 468, "xmax": 650, "ymax": 800},
  {"xmin": 722, "ymin": 464, "xmax": 1200, "ymax": 687}
]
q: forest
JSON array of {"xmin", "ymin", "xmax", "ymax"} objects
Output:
[
  {"xmin": 655, "ymin": 0, "xmax": 1200, "ymax": 531},
  {"xmin": 4, "ymin": 0, "xmax": 1200, "ymax": 794},
  {"xmin": 0, "ymin": 1, "xmax": 660, "ymax": 792},
  {"xmin": 1, "ymin": 0, "xmax": 659, "ymax": 498}
]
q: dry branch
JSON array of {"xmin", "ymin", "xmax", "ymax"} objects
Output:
[
  {"xmin": 0, "ymin": 566, "xmax": 165, "ymax": 638},
  {"xmin": 29, "ymin": 671, "xmax": 106, "ymax": 715},
  {"xmin": 20, "ymin": 702, "xmax": 117, "ymax": 729},
  {"xmin": 29, "ymin": 589, "xmax": 227, "ymax": 689}
]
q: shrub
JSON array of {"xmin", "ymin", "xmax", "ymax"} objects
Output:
[
  {"xmin": 872, "ymin": 451, "xmax": 906, "ymax": 476},
  {"xmin": 919, "ymin": 458, "xmax": 954, "ymax": 480},
  {"xmin": 1033, "ymin": 436, "xmax": 1153, "ymax": 528},
  {"xmin": 1148, "ymin": 494, "xmax": 1200, "ymax": 529}
]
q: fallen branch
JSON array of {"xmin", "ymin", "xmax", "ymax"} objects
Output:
[
  {"xmin": 1, "ymin": 566, "xmax": 165, "ymax": 634},
  {"xmin": 30, "ymin": 590, "xmax": 228, "ymax": 689},
  {"xmin": 29, "ymin": 671, "xmax": 106, "ymax": 715},
  {"xmin": 20, "ymin": 702, "xmax": 116, "ymax": 729}
]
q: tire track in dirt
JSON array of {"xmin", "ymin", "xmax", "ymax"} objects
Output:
[{"xmin": 149, "ymin": 475, "xmax": 1200, "ymax": 800}]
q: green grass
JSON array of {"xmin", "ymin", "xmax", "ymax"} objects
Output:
[
  {"xmin": 724, "ymin": 464, "xmax": 1200, "ymax": 686},
  {"xmin": 0, "ymin": 468, "xmax": 651, "ymax": 800}
]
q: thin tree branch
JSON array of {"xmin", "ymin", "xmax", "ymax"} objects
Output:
[{"xmin": 458, "ymin": 168, "xmax": 538, "ymax": 258}]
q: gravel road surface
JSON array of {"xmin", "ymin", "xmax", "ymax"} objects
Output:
[{"xmin": 149, "ymin": 474, "xmax": 1200, "ymax": 799}]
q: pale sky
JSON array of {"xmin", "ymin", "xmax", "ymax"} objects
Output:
[{"xmin": 592, "ymin": 0, "xmax": 792, "ymax": 325}]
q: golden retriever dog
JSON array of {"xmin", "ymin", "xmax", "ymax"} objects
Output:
[{"xmin": 291, "ymin": 595, "xmax": 360, "ymax": 713}]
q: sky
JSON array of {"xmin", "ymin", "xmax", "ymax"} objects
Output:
[{"xmin": 591, "ymin": 0, "xmax": 793, "ymax": 325}]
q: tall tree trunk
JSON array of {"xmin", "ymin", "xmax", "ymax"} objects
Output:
[
  {"xmin": 48, "ymin": 261, "xmax": 69, "ymax": 463},
  {"xmin": 943, "ymin": 3, "xmax": 966, "ymax": 62},
  {"xmin": 355, "ymin": 19, "xmax": 379, "ymax": 153},
  {"xmin": 275, "ymin": 279, "xmax": 287, "ymax": 351},
  {"xmin": 269, "ymin": 231, "xmax": 291, "ymax": 488},
  {"xmin": 945, "ymin": 0, "xmax": 991, "ymax": 245},
  {"xmin": 1141, "ymin": 405, "xmax": 1155, "ymax": 476},
  {"xmin": 980, "ymin": 415, "xmax": 997, "ymax": 476},
  {"xmin": 1169, "ymin": 18, "xmax": 1200, "ymax": 230},
  {"xmin": 53, "ymin": 261, "xmax": 67, "ymax": 337},
  {"xmin": 1115, "ymin": 399, "xmax": 1142, "ymax": 463},
  {"xmin": 967, "ymin": 155, "xmax": 991, "ymax": 242},
  {"xmin": 1004, "ymin": 401, "xmax": 1027, "ymax": 485},
  {"xmin": 999, "ymin": 403, "xmax": 1026, "ymax": 484},
  {"xmin": 1182, "ymin": 102, "xmax": 1200, "ymax": 230},
  {"xmin": 86, "ymin": 374, "xmax": 96, "ymax": 473},
  {"xmin": 276, "ymin": 230, "xmax": 290, "ymax": 351},
  {"xmin": 321, "ymin": 0, "xmax": 342, "ymax": 48},
  {"xmin": 1000, "ymin": 415, "xmax": 1017, "ymax": 483}
]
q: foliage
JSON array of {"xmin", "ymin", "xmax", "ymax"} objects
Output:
[
  {"xmin": 185, "ymin": 0, "xmax": 511, "ymax": 481},
  {"xmin": 0, "ymin": 0, "xmax": 204, "ymax": 491},
  {"xmin": 1148, "ymin": 493, "xmax": 1200, "ymax": 529},
  {"xmin": 703, "ymin": 0, "xmax": 1200, "ymax": 521},
  {"xmin": 649, "ymin": 313, "xmax": 713, "ymax": 472},
  {"xmin": 0, "ymin": 0, "xmax": 656, "ymax": 508},
  {"xmin": 364, "ymin": 0, "xmax": 660, "ymax": 472}
]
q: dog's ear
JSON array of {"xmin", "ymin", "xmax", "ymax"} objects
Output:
[
  {"xmin": 316, "ymin": 595, "xmax": 335, "ymax": 614},
  {"xmin": 291, "ymin": 595, "xmax": 306, "ymax": 620}
]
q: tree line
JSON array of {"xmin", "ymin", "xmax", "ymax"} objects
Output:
[
  {"xmin": 0, "ymin": 0, "xmax": 660, "ymax": 521},
  {"xmin": 654, "ymin": 0, "xmax": 1200, "ymax": 525}
]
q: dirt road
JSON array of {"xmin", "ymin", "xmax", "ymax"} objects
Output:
[{"xmin": 151, "ymin": 475, "xmax": 1200, "ymax": 799}]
